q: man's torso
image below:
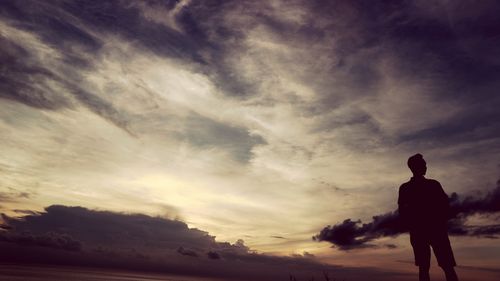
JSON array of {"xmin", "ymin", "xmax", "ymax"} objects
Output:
[{"xmin": 398, "ymin": 177, "xmax": 449, "ymax": 232}]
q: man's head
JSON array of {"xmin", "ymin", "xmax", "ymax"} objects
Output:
[{"xmin": 407, "ymin": 153, "xmax": 427, "ymax": 176}]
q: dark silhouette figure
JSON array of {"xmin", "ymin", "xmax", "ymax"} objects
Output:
[{"xmin": 398, "ymin": 154, "xmax": 459, "ymax": 281}]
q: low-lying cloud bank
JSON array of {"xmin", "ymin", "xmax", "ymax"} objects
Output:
[
  {"xmin": 0, "ymin": 205, "xmax": 250, "ymax": 259},
  {"xmin": 0, "ymin": 205, "xmax": 404, "ymax": 281},
  {"xmin": 314, "ymin": 179, "xmax": 500, "ymax": 250}
]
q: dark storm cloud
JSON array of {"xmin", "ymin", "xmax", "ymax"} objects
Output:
[
  {"xmin": 0, "ymin": 231, "xmax": 82, "ymax": 251},
  {"xmin": 207, "ymin": 251, "xmax": 221, "ymax": 259},
  {"xmin": 0, "ymin": 205, "xmax": 276, "ymax": 263},
  {"xmin": 177, "ymin": 246, "xmax": 199, "ymax": 257},
  {"xmin": 314, "ymin": 180, "xmax": 500, "ymax": 250},
  {"xmin": 448, "ymin": 221, "xmax": 500, "ymax": 238},
  {"xmin": 0, "ymin": 205, "xmax": 403, "ymax": 281},
  {"xmin": 313, "ymin": 212, "xmax": 403, "ymax": 250},
  {"xmin": 449, "ymin": 180, "xmax": 500, "ymax": 216},
  {"xmin": 1, "ymin": 205, "xmax": 218, "ymax": 251}
]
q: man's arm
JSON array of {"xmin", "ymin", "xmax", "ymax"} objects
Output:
[
  {"xmin": 398, "ymin": 185, "xmax": 410, "ymax": 223},
  {"xmin": 435, "ymin": 180, "xmax": 451, "ymax": 221}
]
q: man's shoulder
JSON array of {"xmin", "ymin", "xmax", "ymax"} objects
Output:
[
  {"xmin": 425, "ymin": 178, "xmax": 442, "ymax": 186},
  {"xmin": 399, "ymin": 180, "xmax": 412, "ymax": 191},
  {"xmin": 399, "ymin": 178, "xmax": 441, "ymax": 190}
]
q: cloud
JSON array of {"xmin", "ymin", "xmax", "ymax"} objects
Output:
[
  {"xmin": 314, "ymin": 179, "xmax": 500, "ymax": 250},
  {"xmin": 0, "ymin": 205, "xmax": 404, "ymax": 281},
  {"xmin": 0, "ymin": 231, "xmax": 82, "ymax": 251},
  {"xmin": 313, "ymin": 212, "xmax": 403, "ymax": 250},
  {"xmin": 179, "ymin": 113, "xmax": 266, "ymax": 162},
  {"xmin": 291, "ymin": 251, "xmax": 315, "ymax": 259},
  {"xmin": 0, "ymin": 25, "xmax": 72, "ymax": 110},
  {"xmin": 1, "ymin": 205, "xmax": 219, "ymax": 252},
  {"xmin": 177, "ymin": 246, "xmax": 199, "ymax": 257},
  {"xmin": 0, "ymin": 189, "xmax": 30, "ymax": 203},
  {"xmin": 449, "ymin": 180, "xmax": 500, "ymax": 216},
  {"xmin": 1, "ymin": 0, "xmax": 499, "ymax": 150},
  {"xmin": 1, "ymin": 0, "xmax": 500, "ymax": 268},
  {"xmin": 207, "ymin": 251, "xmax": 221, "ymax": 260},
  {"xmin": 0, "ymin": 16, "xmax": 134, "ymax": 134}
]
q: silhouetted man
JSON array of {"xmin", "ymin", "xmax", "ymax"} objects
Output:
[{"xmin": 398, "ymin": 154, "xmax": 458, "ymax": 281}]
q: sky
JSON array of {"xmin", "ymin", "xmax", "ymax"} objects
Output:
[{"xmin": 1, "ymin": 0, "xmax": 500, "ymax": 280}]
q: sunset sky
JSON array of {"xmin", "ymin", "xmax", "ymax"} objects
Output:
[{"xmin": 1, "ymin": 1, "xmax": 500, "ymax": 280}]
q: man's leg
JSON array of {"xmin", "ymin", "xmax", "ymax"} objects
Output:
[
  {"xmin": 411, "ymin": 232, "xmax": 431, "ymax": 281},
  {"xmin": 432, "ymin": 230, "xmax": 458, "ymax": 281},
  {"xmin": 442, "ymin": 266, "xmax": 458, "ymax": 281},
  {"xmin": 419, "ymin": 265, "xmax": 430, "ymax": 281}
]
